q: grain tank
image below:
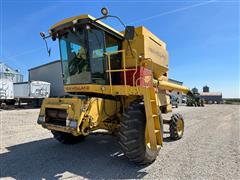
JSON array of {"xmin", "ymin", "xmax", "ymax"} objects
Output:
[{"xmin": 123, "ymin": 26, "xmax": 168, "ymax": 80}]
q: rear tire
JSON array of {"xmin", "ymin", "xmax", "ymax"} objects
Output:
[
  {"xmin": 169, "ymin": 113, "xmax": 184, "ymax": 140},
  {"xmin": 119, "ymin": 101, "xmax": 159, "ymax": 165},
  {"xmin": 5, "ymin": 100, "xmax": 16, "ymax": 105},
  {"xmin": 51, "ymin": 131, "xmax": 85, "ymax": 144}
]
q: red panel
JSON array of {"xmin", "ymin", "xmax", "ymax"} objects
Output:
[{"xmin": 120, "ymin": 67, "xmax": 153, "ymax": 87}]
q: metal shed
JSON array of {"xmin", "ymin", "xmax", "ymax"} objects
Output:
[{"xmin": 28, "ymin": 60, "xmax": 65, "ymax": 97}]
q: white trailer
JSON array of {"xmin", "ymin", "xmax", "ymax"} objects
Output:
[
  {"xmin": 14, "ymin": 81, "xmax": 50, "ymax": 106},
  {"xmin": 0, "ymin": 79, "xmax": 15, "ymax": 105},
  {"xmin": 28, "ymin": 60, "xmax": 66, "ymax": 97}
]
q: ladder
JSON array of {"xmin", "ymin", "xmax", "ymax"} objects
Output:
[{"xmin": 143, "ymin": 87, "xmax": 163, "ymax": 150}]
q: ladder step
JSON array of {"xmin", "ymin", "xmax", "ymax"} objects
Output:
[
  {"xmin": 150, "ymin": 100, "xmax": 156, "ymax": 103},
  {"xmin": 154, "ymin": 130, "xmax": 160, "ymax": 133},
  {"xmin": 146, "ymin": 143, "xmax": 161, "ymax": 149},
  {"xmin": 152, "ymin": 114, "xmax": 158, "ymax": 118}
]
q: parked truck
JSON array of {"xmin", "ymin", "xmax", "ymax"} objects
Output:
[
  {"xmin": 29, "ymin": 61, "xmax": 65, "ymax": 97},
  {"xmin": 13, "ymin": 81, "xmax": 50, "ymax": 106},
  {"xmin": 0, "ymin": 79, "xmax": 15, "ymax": 105}
]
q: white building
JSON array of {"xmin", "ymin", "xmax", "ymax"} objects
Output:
[{"xmin": 168, "ymin": 78, "xmax": 184, "ymax": 105}]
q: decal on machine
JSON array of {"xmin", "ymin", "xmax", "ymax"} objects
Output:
[{"xmin": 65, "ymin": 86, "xmax": 90, "ymax": 91}]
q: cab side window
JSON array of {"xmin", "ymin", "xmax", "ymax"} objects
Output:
[{"xmin": 105, "ymin": 33, "xmax": 122, "ymax": 84}]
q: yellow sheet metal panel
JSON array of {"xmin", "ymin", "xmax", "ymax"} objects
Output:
[
  {"xmin": 137, "ymin": 26, "xmax": 166, "ymax": 49},
  {"xmin": 86, "ymin": 98, "xmax": 121, "ymax": 126},
  {"xmin": 43, "ymin": 123, "xmax": 75, "ymax": 134},
  {"xmin": 39, "ymin": 97, "xmax": 121, "ymax": 135},
  {"xmin": 122, "ymin": 35, "xmax": 144, "ymax": 68},
  {"xmin": 39, "ymin": 97, "xmax": 83, "ymax": 121},
  {"xmin": 64, "ymin": 84, "xmax": 141, "ymax": 96},
  {"xmin": 123, "ymin": 26, "xmax": 169, "ymax": 79}
]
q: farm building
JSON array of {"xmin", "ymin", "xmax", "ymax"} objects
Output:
[
  {"xmin": 200, "ymin": 92, "xmax": 223, "ymax": 104},
  {"xmin": 168, "ymin": 78, "xmax": 184, "ymax": 105},
  {"xmin": 200, "ymin": 86, "xmax": 223, "ymax": 104}
]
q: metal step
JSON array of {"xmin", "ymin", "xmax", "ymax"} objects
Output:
[{"xmin": 154, "ymin": 129, "xmax": 160, "ymax": 133}]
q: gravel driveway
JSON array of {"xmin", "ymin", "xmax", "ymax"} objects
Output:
[{"xmin": 0, "ymin": 105, "xmax": 239, "ymax": 179}]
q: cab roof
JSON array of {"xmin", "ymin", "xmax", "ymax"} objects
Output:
[{"xmin": 50, "ymin": 14, "xmax": 124, "ymax": 38}]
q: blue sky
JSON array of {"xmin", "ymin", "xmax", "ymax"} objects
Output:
[{"xmin": 0, "ymin": 0, "xmax": 239, "ymax": 98}]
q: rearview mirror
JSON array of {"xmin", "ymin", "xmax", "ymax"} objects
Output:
[
  {"xmin": 40, "ymin": 32, "xmax": 46, "ymax": 38},
  {"xmin": 124, "ymin": 26, "xmax": 135, "ymax": 40},
  {"xmin": 39, "ymin": 31, "xmax": 51, "ymax": 56}
]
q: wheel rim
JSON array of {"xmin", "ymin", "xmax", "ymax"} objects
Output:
[{"xmin": 177, "ymin": 119, "xmax": 184, "ymax": 136}]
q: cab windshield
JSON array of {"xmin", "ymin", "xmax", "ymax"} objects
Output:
[{"xmin": 59, "ymin": 24, "xmax": 121, "ymax": 85}]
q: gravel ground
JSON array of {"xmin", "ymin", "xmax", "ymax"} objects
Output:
[{"xmin": 0, "ymin": 105, "xmax": 239, "ymax": 179}]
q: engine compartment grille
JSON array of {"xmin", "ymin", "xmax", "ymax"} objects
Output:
[{"xmin": 45, "ymin": 108, "xmax": 67, "ymax": 127}]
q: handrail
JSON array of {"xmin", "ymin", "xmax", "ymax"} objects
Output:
[
  {"xmin": 104, "ymin": 49, "xmax": 138, "ymax": 95},
  {"xmin": 131, "ymin": 49, "xmax": 138, "ymax": 86}
]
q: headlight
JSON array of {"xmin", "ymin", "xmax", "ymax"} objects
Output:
[
  {"xmin": 37, "ymin": 116, "xmax": 45, "ymax": 124},
  {"xmin": 66, "ymin": 119, "xmax": 77, "ymax": 128}
]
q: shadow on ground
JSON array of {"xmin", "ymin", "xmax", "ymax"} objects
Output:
[{"xmin": 0, "ymin": 135, "xmax": 147, "ymax": 179}]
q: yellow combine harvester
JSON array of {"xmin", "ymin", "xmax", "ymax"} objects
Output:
[{"xmin": 38, "ymin": 8, "xmax": 192, "ymax": 164}]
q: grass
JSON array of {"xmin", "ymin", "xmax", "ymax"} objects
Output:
[{"xmin": 223, "ymin": 98, "xmax": 240, "ymax": 105}]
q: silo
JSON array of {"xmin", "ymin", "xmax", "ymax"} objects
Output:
[
  {"xmin": 203, "ymin": 86, "xmax": 209, "ymax": 92},
  {"xmin": 192, "ymin": 87, "xmax": 198, "ymax": 94},
  {"xmin": 0, "ymin": 62, "xmax": 23, "ymax": 83}
]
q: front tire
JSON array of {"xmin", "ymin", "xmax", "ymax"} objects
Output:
[
  {"xmin": 119, "ymin": 101, "xmax": 159, "ymax": 165},
  {"xmin": 51, "ymin": 131, "xmax": 85, "ymax": 144}
]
